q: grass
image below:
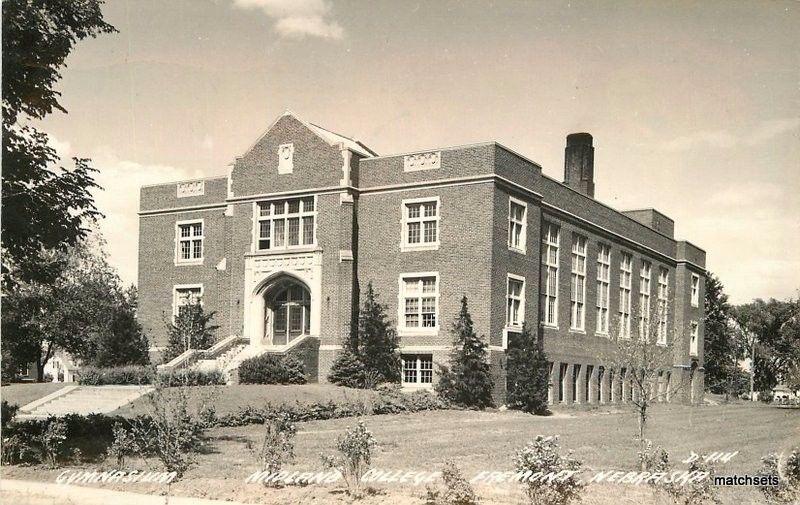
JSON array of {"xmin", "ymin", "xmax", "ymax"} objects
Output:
[
  {"xmin": 1, "ymin": 383, "xmax": 68, "ymax": 408},
  {"xmin": 4, "ymin": 399, "xmax": 798, "ymax": 504},
  {"xmin": 112, "ymin": 383, "xmax": 380, "ymax": 417}
]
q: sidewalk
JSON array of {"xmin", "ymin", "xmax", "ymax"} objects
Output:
[{"xmin": 0, "ymin": 479, "xmax": 250, "ymax": 505}]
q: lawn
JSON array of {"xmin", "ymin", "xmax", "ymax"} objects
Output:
[
  {"xmin": 112, "ymin": 383, "xmax": 381, "ymax": 417},
  {"xmin": 1, "ymin": 383, "xmax": 68, "ymax": 408},
  {"xmin": 3, "ymin": 400, "xmax": 797, "ymax": 504}
]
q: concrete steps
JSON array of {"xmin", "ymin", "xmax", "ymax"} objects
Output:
[{"xmin": 19, "ymin": 386, "xmax": 153, "ymax": 418}]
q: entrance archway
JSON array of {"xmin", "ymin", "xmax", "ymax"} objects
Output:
[{"xmin": 262, "ymin": 276, "xmax": 311, "ymax": 346}]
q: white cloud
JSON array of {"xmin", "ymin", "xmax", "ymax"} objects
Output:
[
  {"xmin": 200, "ymin": 134, "xmax": 215, "ymax": 151},
  {"xmin": 659, "ymin": 117, "xmax": 800, "ymax": 152},
  {"xmin": 232, "ymin": 0, "xmax": 344, "ymax": 40},
  {"xmin": 88, "ymin": 147, "xmax": 205, "ymax": 287}
]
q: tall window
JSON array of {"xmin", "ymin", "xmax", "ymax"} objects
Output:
[
  {"xmin": 639, "ymin": 261, "xmax": 652, "ymax": 339},
  {"xmin": 618, "ymin": 252, "xmax": 633, "ymax": 338},
  {"xmin": 690, "ymin": 322, "xmax": 699, "ymax": 356},
  {"xmin": 508, "ymin": 197, "xmax": 527, "ymax": 253},
  {"xmin": 400, "ymin": 274, "xmax": 439, "ymax": 331},
  {"xmin": 176, "ymin": 221, "xmax": 203, "ymax": 264},
  {"xmin": 657, "ymin": 267, "xmax": 669, "ymax": 344},
  {"xmin": 541, "ymin": 223, "xmax": 560, "ymax": 326},
  {"xmin": 570, "ymin": 234, "xmax": 587, "ymax": 331},
  {"xmin": 173, "ymin": 285, "xmax": 202, "ymax": 318},
  {"xmin": 691, "ymin": 274, "xmax": 700, "ymax": 307},
  {"xmin": 596, "ymin": 244, "xmax": 611, "ymax": 335},
  {"xmin": 402, "ymin": 354, "xmax": 433, "ymax": 385},
  {"xmin": 401, "ymin": 198, "xmax": 439, "ymax": 250},
  {"xmin": 256, "ymin": 197, "xmax": 315, "ymax": 250},
  {"xmin": 507, "ymin": 275, "xmax": 525, "ymax": 327},
  {"xmin": 271, "ymin": 282, "xmax": 311, "ymax": 345}
]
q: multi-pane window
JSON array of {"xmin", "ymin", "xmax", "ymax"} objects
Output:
[
  {"xmin": 402, "ymin": 198, "xmax": 439, "ymax": 250},
  {"xmin": 256, "ymin": 197, "xmax": 315, "ymax": 251},
  {"xmin": 596, "ymin": 244, "xmax": 611, "ymax": 335},
  {"xmin": 639, "ymin": 261, "xmax": 652, "ymax": 339},
  {"xmin": 541, "ymin": 223, "xmax": 560, "ymax": 326},
  {"xmin": 400, "ymin": 275, "xmax": 438, "ymax": 330},
  {"xmin": 174, "ymin": 285, "xmax": 202, "ymax": 318},
  {"xmin": 271, "ymin": 283, "xmax": 311, "ymax": 345},
  {"xmin": 507, "ymin": 275, "xmax": 525, "ymax": 327},
  {"xmin": 508, "ymin": 198, "xmax": 526, "ymax": 252},
  {"xmin": 618, "ymin": 252, "xmax": 633, "ymax": 338},
  {"xmin": 657, "ymin": 267, "xmax": 669, "ymax": 344},
  {"xmin": 402, "ymin": 354, "xmax": 433, "ymax": 385},
  {"xmin": 691, "ymin": 274, "xmax": 700, "ymax": 307},
  {"xmin": 177, "ymin": 221, "xmax": 203, "ymax": 263},
  {"xmin": 570, "ymin": 234, "xmax": 587, "ymax": 331},
  {"xmin": 690, "ymin": 322, "xmax": 699, "ymax": 356}
]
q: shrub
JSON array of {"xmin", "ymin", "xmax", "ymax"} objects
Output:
[
  {"xmin": 321, "ymin": 420, "xmax": 376, "ymax": 498},
  {"xmin": 514, "ymin": 436, "xmax": 584, "ymax": 505},
  {"xmin": 238, "ymin": 353, "xmax": 306, "ymax": 385},
  {"xmin": 37, "ymin": 419, "xmax": 68, "ymax": 468},
  {"xmin": 436, "ymin": 296, "xmax": 494, "ymax": 409},
  {"xmin": 638, "ymin": 442, "xmax": 719, "ymax": 504},
  {"xmin": 78, "ymin": 365, "xmax": 155, "ymax": 385},
  {"xmin": 506, "ymin": 323, "xmax": 550, "ymax": 415},
  {"xmin": 758, "ymin": 448, "xmax": 800, "ymax": 504},
  {"xmin": 425, "ymin": 460, "xmax": 479, "ymax": 505},
  {"xmin": 328, "ymin": 348, "xmax": 368, "ymax": 388},
  {"xmin": 129, "ymin": 386, "xmax": 212, "ymax": 478},
  {"xmin": 2, "ymin": 400, "xmax": 19, "ymax": 429},
  {"xmin": 156, "ymin": 369, "xmax": 226, "ymax": 387},
  {"xmin": 254, "ymin": 412, "xmax": 297, "ymax": 484},
  {"xmin": 107, "ymin": 421, "xmax": 139, "ymax": 467}
]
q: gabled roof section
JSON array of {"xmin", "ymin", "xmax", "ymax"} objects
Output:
[{"xmin": 242, "ymin": 110, "xmax": 377, "ymax": 159}]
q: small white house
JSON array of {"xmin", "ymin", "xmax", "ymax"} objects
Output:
[
  {"xmin": 771, "ymin": 384, "xmax": 798, "ymax": 403},
  {"xmin": 43, "ymin": 353, "xmax": 81, "ymax": 383}
]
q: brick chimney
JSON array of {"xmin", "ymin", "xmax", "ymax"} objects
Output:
[{"xmin": 563, "ymin": 133, "xmax": 595, "ymax": 198}]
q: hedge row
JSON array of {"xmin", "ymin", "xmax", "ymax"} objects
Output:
[
  {"xmin": 237, "ymin": 354, "xmax": 307, "ymax": 385},
  {"xmin": 78, "ymin": 366, "xmax": 225, "ymax": 387}
]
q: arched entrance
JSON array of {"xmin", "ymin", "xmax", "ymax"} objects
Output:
[{"xmin": 262, "ymin": 276, "xmax": 311, "ymax": 346}]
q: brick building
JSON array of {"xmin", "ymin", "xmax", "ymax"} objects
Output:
[{"xmin": 138, "ymin": 112, "xmax": 706, "ymax": 404}]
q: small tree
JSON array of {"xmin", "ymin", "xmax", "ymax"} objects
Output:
[
  {"xmin": 328, "ymin": 347, "xmax": 368, "ymax": 388},
  {"xmin": 506, "ymin": 322, "xmax": 550, "ymax": 415},
  {"xmin": 435, "ymin": 296, "xmax": 494, "ymax": 409},
  {"xmin": 357, "ymin": 283, "xmax": 401, "ymax": 383},
  {"xmin": 321, "ymin": 420, "xmax": 376, "ymax": 498},
  {"xmin": 93, "ymin": 286, "xmax": 150, "ymax": 367},
  {"xmin": 425, "ymin": 460, "xmax": 479, "ymax": 505},
  {"xmin": 602, "ymin": 313, "xmax": 690, "ymax": 465},
  {"xmin": 255, "ymin": 413, "xmax": 297, "ymax": 485},
  {"xmin": 163, "ymin": 302, "xmax": 219, "ymax": 362},
  {"xmin": 514, "ymin": 436, "xmax": 584, "ymax": 505}
]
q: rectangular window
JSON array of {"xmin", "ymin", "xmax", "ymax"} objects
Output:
[
  {"xmin": 401, "ymin": 198, "xmax": 440, "ymax": 251},
  {"xmin": 541, "ymin": 223, "xmax": 560, "ymax": 326},
  {"xmin": 657, "ymin": 267, "xmax": 669, "ymax": 344},
  {"xmin": 176, "ymin": 221, "xmax": 203, "ymax": 264},
  {"xmin": 596, "ymin": 244, "xmax": 611, "ymax": 335},
  {"xmin": 173, "ymin": 285, "xmax": 203, "ymax": 318},
  {"xmin": 256, "ymin": 197, "xmax": 316, "ymax": 251},
  {"xmin": 618, "ymin": 252, "xmax": 633, "ymax": 338},
  {"xmin": 506, "ymin": 275, "xmax": 525, "ymax": 327},
  {"xmin": 570, "ymin": 234, "xmax": 587, "ymax": 331},
  {"xmin": 401, "ymin": 354, "xmax": 434, "ymax": 385},
  {"xmin": 690, "ymin": 322, "xmax": 699, "ymax": 356},
  {"xmin": 508, "ymin": 197, "xmax": 527, "ymax": 253},
  {"xmin": 399, "ymin": 274, "xmax": 439, "ymax": 332},
  {"xmin": 691, "ymin": 274, "xmax": 700, "ymax": 307},
  {"xmin": 639, "ymin": 261, "xmax": 652, "ymax": 339}
]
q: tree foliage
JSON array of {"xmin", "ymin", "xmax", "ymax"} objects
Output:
[
  {"xmin": 1, "ymin": 236, "xmax": 149, "ymax": 381},
  {"xmin": 2, "ymin": 0, "xmax": 116, "ymax": 284},
  {"xmin": 734, "ymin": 297, "xmax": 800, "ymax": 392},
  {"xmin": 702, "ymin": 273, "xmax": 743, "ymax": 397},
  {"xmin": 435, "ymin": 296, "xmax": 494, "ymax": 409},
  {"xmin": 506, "ymin": 323, "xmax": 550, "ymax": 415},
  {"xmin": 163, "ymin": 303, "xmax": 219, "ymax": 362}
]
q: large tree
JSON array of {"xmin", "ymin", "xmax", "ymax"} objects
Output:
[
  {"xmin": 2, "ymin": 0, "xmax": 116, "ymax": 284},
  {"xmin": 505, "ymin": 323, "xmax": 550, "ymax": 415},
  {"xmin": 734, "ymin": 298, "xmax": 798, "ymax": 393},
  {"xmin": 702, "ymin": 273, "xmax": 743, "ymax": 398}
]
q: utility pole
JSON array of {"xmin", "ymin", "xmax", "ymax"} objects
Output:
[{"xmin": 748, "ymin": 330, "xmax": 756, "ymax": 401}]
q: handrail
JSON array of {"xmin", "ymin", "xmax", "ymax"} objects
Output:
[{"xmin": 157, "ymin": 335, "xmax": 247, "ymax": 372}]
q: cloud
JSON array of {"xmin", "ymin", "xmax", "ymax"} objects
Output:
[
  {"xmin": 88, "ymin": 146, "xmax": 205, "ymax": 287},
  {"xmin": 659, "ymin": 117, "xmax": 800, "ymax": 152},
  {"xmin": 232, "ymin": 0, "xmax": 344, "ymax": 40}
]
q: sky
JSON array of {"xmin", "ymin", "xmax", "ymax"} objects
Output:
[{"xmin": 37, "ymin": 0, "xmax": 799, "ymax": 304}]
